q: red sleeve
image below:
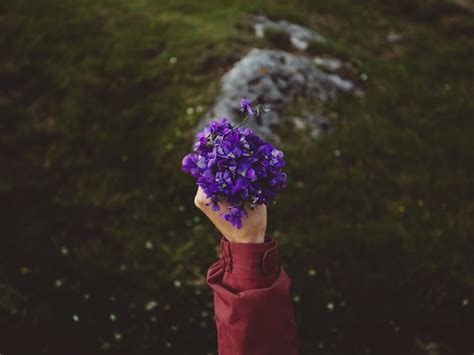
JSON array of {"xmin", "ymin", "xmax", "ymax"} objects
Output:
[{"xmin": 206, "ymin": 235, "xmax": 299, "ymax": 355}]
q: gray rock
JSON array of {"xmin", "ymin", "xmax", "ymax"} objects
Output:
[
  {"xmin": 313, "ymin": 57, "xmax": 343, "ymax": 71},
  {"xmin": 293, "ymin": 113, "xmax": 330, "ymax": 139},
  {"xmin": 254, "ymin": 15, "xmax": 326, "ymax": 51},
  {"xmin": 386, "ymin": 31, "xmax": 402, "ymax": 43},
  {"xmin": 200, "ymin": 49, "xmax": 354, "ymax": 140}
]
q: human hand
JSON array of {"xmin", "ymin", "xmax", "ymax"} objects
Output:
[{"xmin": 194, "ymin": 187, "xmax": 267, "ymax": 243}]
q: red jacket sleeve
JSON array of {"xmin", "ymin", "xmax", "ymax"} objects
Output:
[{"xmin": 206, "ymin": 235, "xmax": 299, "ymax": 355}]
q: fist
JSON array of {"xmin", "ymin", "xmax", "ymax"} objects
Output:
[{"xmin": 194, "ymin": 187, "xmax": 267, "ymax": 243}]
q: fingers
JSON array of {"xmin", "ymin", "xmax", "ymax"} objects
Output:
[
  {"xmin": 194, "ymin": 187, "xmax": 230, "ymax": 212},
  {"xmin": 193, "ymin": 186, "xmax": 267, "ymax": 243},
  {"xmin": 194, "ymin": 187, "xmax": 206, "ymax": 209},
  {"xmin": 194, "ymin": 187, "xmax": 243, "ymax": 241}
]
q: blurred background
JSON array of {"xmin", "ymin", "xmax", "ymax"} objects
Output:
[{"xmin": 1, "ymin": 0, "xmax": 473, "ymax": 354}]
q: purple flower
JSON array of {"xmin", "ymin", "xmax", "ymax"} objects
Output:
[
  {"xmin": 221, "ymin": 206, "xmax": 248, "ymax": 229},
  {"xmin": 240, "ymin": 99, "xmax": 254, "ymax": 116},
  {"xmin": 181, "ymin": 103, "xmax": 286, "ymax": 229}
]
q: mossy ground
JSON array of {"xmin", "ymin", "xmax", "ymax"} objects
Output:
[{"xmin": 1, "ymin": 0, "xmax": 473, "ymax": 353}]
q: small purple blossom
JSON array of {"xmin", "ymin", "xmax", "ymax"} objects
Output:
[
  {"xmin": 240, "ymin": 99, "xmax": 254, "ymax": 116},
  {"xmin": 181, "ymin": 111, "xmax": 286, "ymax": 229}
]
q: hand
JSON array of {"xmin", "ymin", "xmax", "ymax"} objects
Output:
[{"xmin": 194, "ymin": 187, "xmax": 267, "ymax": 243}]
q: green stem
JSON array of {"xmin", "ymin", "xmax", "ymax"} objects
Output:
[{"xmin": 235, "ymin": 114, "xmax": 248, "ymax": 129}]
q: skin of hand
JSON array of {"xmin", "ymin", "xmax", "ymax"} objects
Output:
[{"xmin": 194, "ymin": 186, "xmax": 267, "ymax": 243}]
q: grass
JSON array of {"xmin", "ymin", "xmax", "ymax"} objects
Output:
[{"xmin": 0, "ymin": 0, "xmax": 473, "ymax": 353}]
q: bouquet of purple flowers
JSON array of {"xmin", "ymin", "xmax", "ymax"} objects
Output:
[{"xmin": 181, "ymin": 99, "xmax": 287, "ymax": 229}]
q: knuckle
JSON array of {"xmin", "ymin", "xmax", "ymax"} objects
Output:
[{"xmin": 194, "ymin": 194, "xmax": 204, "ymax": 208}]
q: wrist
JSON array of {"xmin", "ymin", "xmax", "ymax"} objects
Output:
[
  {"xmin": 225, "ymin": 230, "xmax": 265, "ymax": 243},
  {"xmin": 241, "ymin": 233, "xmax": 265, "ymax": 243}
]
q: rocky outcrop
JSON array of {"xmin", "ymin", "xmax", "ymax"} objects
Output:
[
  {"xmin": 201, "ymin": 48, "xmax": 353, "ymax": 140},
  {"xmin": 254, "ymin": 15, "xmax": 326, "ymax": 51}
]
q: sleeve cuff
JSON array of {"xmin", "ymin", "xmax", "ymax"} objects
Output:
[{"xmin": 218, "ymin": 234, "xmax": 280, "ymax": 277}]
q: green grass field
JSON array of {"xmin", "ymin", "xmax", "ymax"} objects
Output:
[{"xmin": 1, "ymin": 0, "xmax": 473, "ymax": 353}]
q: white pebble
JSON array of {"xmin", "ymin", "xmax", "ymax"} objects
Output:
[{"xmin": 146, "ymin": 300, "xmax": 158, "ymax": 311}]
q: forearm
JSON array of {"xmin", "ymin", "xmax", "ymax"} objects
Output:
[{"xmin": 206, "ymin": 235, "xmax": 299, "ymax": 355}]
